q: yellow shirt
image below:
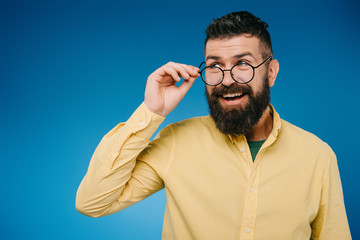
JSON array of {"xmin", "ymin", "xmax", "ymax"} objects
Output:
[{"xmin": 76, "ymin": 103, "xmax": 351, "ymax": 240}]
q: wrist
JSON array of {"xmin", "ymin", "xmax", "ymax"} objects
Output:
[{"xmin": 144, "ymin": 101, "xmax": 167, "ymax": 117}]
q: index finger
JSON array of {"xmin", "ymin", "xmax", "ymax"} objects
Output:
[{"xmin": 180, "ymin": 64, "xmax": 200, "ymax": 77}]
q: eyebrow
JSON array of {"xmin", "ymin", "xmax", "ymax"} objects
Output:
[{"xmin": 206, "ymin": 52, "xmax": 255, "ymax": 61}]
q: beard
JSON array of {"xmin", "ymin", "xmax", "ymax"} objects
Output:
[{"xmin": 206, "ymin": 79, "xmax": 271, "ymax": 137}]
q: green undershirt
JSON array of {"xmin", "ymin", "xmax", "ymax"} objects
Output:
[{"xmin": 248, "ymin": 140, "xmax": 266, "ymax": 161}]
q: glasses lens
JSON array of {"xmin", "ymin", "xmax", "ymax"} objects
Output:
[
  {"xmin": 231, "ymin": 63, "xmax": 253, "ymax": 83},
  {"xmin": 202, "ymin": 66, "xmax": 223, "ymax": 86}
]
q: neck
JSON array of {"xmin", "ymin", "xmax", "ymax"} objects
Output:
[{"xmin": 245, "ymin": 106, "xmax": 273, "ymax": 141}]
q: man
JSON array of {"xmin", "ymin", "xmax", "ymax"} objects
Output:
[{"xmin": 76, "ymin": 11, "xmax": 351, "ymax": 239}]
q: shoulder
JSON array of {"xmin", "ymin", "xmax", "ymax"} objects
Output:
[
  {"xmin": 170, "ymin": 116, "xmax": 211, "ymax": 129},
  {"xmin": 156, "ymin": 115, "xmax": 217, "ymax": 140},
  {"xmin": 167, "ymin": 115, "xmax": 212, "ymax": 133},
  {"xmin": 279, "ymin": 119, "xmax": 335, "ymax": 159},
  {"xmin": 280, "ymin": 119, "xmax": 323, "ymax": 143},
  {"xmin": 146, "ymin": 116, "xmax": 214, "ymax": 161}
]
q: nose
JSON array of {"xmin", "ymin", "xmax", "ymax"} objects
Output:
[{"xmin": 221, "ymin": 70, "xmax": 235, "ymax": 86}]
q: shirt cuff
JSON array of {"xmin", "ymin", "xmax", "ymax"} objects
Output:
[{"xmin": 125, "ymin": 102, "xmax": 165, "ymax": 138}]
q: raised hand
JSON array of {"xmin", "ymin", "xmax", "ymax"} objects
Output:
[{"xmin": 144, "ymin": 62, "xmax": 200, "ymax": 117}]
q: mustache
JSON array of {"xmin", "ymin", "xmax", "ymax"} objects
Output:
[{"xmin": 210, "ymin": 83, "xmax": 253, "ymax": 97}]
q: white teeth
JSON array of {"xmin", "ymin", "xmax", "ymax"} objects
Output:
[{"xmin": 223, "ymin": 93, "xmax": 243, "ymax": 98}]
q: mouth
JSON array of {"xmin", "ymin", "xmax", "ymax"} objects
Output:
[
  {"xmin": 208, "ymin": 83, "xmax": 251, "ymax": 107},
  {"xmin": 221, "ymin": 92, "xmax": 247, "ymax": 103}
]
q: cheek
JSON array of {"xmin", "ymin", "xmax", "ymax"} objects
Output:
[
  {"xmin": 251, "ymin": 72, "xmax": 268, "ymax": 91},
  {"xmin": 206, "ymin": 86, "xmax": 214, "ymax": 96},
  {"xmin": 246, "ymin": 81, "xmax": 261, "ymax": 97}
]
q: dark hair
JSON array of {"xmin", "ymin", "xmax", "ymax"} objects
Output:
[{"xmin": 205, "ymin": 11, "xmax": 272, "ymax": 57}]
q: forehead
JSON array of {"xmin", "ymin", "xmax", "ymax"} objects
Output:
[{"xmin": 205, "ymin": 35, "xmax": 262, "ymax": 60}]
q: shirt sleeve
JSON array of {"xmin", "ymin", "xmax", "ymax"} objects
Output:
[
  {"xmin": 311, "ymin": 150, "xmax": 352, "ymax": 239},
  {"xmin": 76, "ymin": 102, "xmax": 165, "ymax": 217}
]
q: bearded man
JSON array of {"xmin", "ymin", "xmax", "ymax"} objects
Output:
[{"xmin": 76, "ymin": 11, "xmax": 351, "ymax": 240}]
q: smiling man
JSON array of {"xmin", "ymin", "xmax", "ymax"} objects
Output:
[
  {"xmin": 204, "ymin": 37, "xmax": 274, "ymax": 140},
  {"xmin": 76, "ymin": 11, "xmax": 351, "ymax": 239}
]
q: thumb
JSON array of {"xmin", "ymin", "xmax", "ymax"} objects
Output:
[{"xmin": 177, "ymin": 75, "xmax": 198, "ymax": 98}]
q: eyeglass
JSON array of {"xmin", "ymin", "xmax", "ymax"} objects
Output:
[{"xmin": 198, "ymin": 56, "xmax": 272, "ymax": 86}]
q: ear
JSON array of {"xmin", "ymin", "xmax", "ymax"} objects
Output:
[{"xmin": 268, "ymin": 59, "xmax": 279, "ymax": 87}]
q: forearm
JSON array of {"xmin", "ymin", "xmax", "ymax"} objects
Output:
[{"xmin": 76, "ymin": 103, "xmax": 164, "ymax": 217}]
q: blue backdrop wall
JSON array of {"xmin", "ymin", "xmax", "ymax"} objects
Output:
[{"xmin": 1, "ymin": 0, "xmax": 359, "ymax": 239}]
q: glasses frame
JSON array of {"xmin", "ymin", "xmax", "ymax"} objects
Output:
[{"xmin": 198, "ymin": 56, "xmax": 273, "ymax": 86}]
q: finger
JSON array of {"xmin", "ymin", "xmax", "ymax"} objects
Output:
[
  {"xmin": 161, "ymin": 66, "xmax": 182, "ymax": 82},
  {"xmin": 178, "ymin": 75, "xmax": 197, "ymax": 97},
  {"xmin": 182, "ymin": 64, "xmax": 200, "ymax": 77},
  {"xmin": 155, "ymin": 62, "xmax": 199, "ymax": 82},
  {"xmin": 166, "ymin": 62, "xmax": 199, "ymax": 77},
  {"xmin": 155, "ymin": 62, "xmax": 183, "ymax": 81},
  {"xmin": 166, "ymin": 62, "xmax": 193, "ymax": 80}
]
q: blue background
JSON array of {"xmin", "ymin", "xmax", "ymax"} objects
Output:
[{"xmin": 1, "ymin": 0, "xmax": 359, "ymax": 239}]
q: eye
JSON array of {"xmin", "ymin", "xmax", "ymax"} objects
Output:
[
  {"xmin": 209, "ymin": 63, "xmax": 221, "ymax": 68},
  {"xmin": 237, "ymin": 60, "xmax": 249, "ymax": 66}
]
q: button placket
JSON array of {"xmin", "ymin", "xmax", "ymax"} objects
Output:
[{"xmin": 239, "ymin": 159, "xmax": 259, "ymax": 239}]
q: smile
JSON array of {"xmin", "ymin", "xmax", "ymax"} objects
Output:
[
  {"xmin": 218, "ymin": 92, "xmax": 248, "ymax": 107},
  {"xmin": 222, "ymin": 92, "xmax": 246, "ymax": 101}
]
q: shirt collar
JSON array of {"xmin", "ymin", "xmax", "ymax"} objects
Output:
[{"xmin": 269, "ymin": 104, "xmax": 281, "ymax": 139}]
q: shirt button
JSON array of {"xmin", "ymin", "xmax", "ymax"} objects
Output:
[
  {"xmin": 240, "ymin": 148, "xmax": 245, "ymax": 153},
  {"xmin": 245, "ymin": 228, "xmax": 250, "ymax": 233},
  {"xmin": 115, "ymin": 147, "xmax": 120, "ymax": 152},
  {"xmin": 139, "ymin": 120, "xmax": 146, "ymax": 126},
  {"xmin": 250, "ymin": 188, "xmax": 254, "ymax": 192}
]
